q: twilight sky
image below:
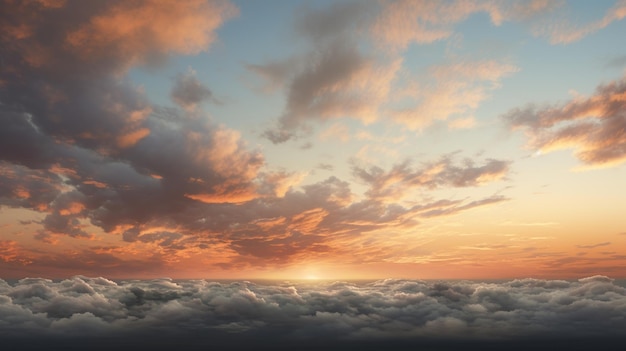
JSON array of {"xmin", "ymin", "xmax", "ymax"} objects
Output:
[{"xmin": 1, "ymin": 0, "xmax": 625, "ymax": 280}]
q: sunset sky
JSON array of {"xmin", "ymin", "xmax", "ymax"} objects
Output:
[{"xmin": 1, "ymin": 0, "xmax": 625, "ymax": 280}]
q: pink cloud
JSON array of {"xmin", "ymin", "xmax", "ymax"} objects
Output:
[
  {"xmin": 373, "ymin": 0, "xmax": 557, "ymax": 51},
  {"xmin": 534, "ymin": 0, "xmax": 626, "ymax": 44}
]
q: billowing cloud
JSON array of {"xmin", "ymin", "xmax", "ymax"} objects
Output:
[
  {"xmin": 503, "ymin": 76, "xmax": 626, "ymax": 168},
  {"xmin": 0, "ymin": 276, "xmax": 625, "ymax": 349},
  {"xmin": 0, "ymin": 1, "xmax": 269, "ymax": 239},
  {"xmin": 0, "ymin": 0, "xmax": 517, "ymax": 276}
]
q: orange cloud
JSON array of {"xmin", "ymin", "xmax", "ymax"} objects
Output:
[
  {"xmin": 65, "ymin": 0, "xmax": 238, "ymax": 68},
  {"xmin": 504, "ymin": 75, "xmax": 626, "ymax": 168},
  {"xmin": 116, "ymin": 128, "xmax": 150, "ymax": 148},
  {"xmin": 58, "ymin": 202, "xmax": 85, "ymax": 216},
  {"xmin": 185, "ymin": 190, "xmax": 257, "ymax": 205},
  {"xmin": 534, "ymin": 0, "xmax": 626, "ymax": 44},
  {"xmin": 0, "ymin": 240, "xmax": 33, "ymax": 264},
  {"xmin": 392, "ymin": 60, "xmax": 518, "ymax": 130},
  {"xmin": 373, "ymin": 0, "xmax": 556, "ymax": 51}
]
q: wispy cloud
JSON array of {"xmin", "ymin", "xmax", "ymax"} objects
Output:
[
  {"xmin": 391, "ymin": 60, "xmax": 518, "ymax": 130},
  {"xmin": 352, "ymin": 155, "xmax": 510, "ymax": 202},
  {"xmin": 576, "ymin": 242, "xmax": 611, "ymax": 249},
  {"xmin": 503, "ymin": 75, "xmax": 626, "ymax": 169},
  {"xmin": 373, "ymin": 0, "xmax": 558, "ymax": 51},
  {"xmin": 533, "ymin": 0, "xmax": 626, "ymax": 44}
]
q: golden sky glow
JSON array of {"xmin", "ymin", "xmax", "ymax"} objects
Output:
[{"xmin": 1, "ymin": 0, "xmax": 626, "ymax": 280}]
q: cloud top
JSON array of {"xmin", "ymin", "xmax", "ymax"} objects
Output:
[{"xmin": 0, "ymin": 276, "xmax": 625, "ymax": 349}]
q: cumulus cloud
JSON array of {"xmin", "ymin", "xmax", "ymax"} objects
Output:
[
  {"xmin": 0, "ymin": 0, "xmax": 269, "ymax": 237},
  {"xmin": 503, "ymin": 76, "xmax": 626, "ymax": 168},
  {"xmin": 0, "ymin": 0, "xmax": 517, "ymax": 275},
  {"xmin": 0, "ymin": 276, "xmax": 625, "ymax": 349}
]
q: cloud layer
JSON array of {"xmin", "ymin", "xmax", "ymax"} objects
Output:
[{"xmin": 1, "ymin": 276, "xmax": 625, "ymax": 349}]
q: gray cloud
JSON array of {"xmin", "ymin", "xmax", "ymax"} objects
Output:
[
  {"xmin": 170, "ymin": 69, "xmax": 215, "ymax": 110},
  {"xmin": 254, "ymin": 2, "xmax": 397, "ymax": 144},
  {"xmin": 0, "ymin": 0, "xmax": 266, "ymax": 239},
  {"xmin": 352, "ymin": 156, "xmax": 510, "ymax": 201},
  {"xmin": 0, "ymin": 275, "xmax": 625, "ymax": 348},
  {"xmin": 606, "ymin": 55, "xmax": 626, "ymax": 68}
]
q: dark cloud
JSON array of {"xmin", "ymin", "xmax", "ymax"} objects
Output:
[
  {"xmin": 294, "ymin": 1, "xmax": 374, "ymax": 43},
  {"xmin": 317, "ymin": 163, "xmax": 334, "ymax": 171},
  {"xmin": 0, "ymin": 276, "xmax": 625, "ymax": 349},
  {"xmin": 503, "ymin": 76, "xmax": 626, "ymax": 168},
  {"xmin": 576, "ymin": 242, "xmax": 611, "ymax": 249},
  {"xmin": 254, "ymin": 2, "xmax": 398, "ymax": 144},
  {"xmin": 0, "ymin": 0, "xmax": 266, "ymax": 238},
  {"xmin": 606, "ymin": 55, "xmax": 626, "ymax": 68},
  {"xmin": 170, "ymin": 69, "xmax": 215, "ymax": 110}
]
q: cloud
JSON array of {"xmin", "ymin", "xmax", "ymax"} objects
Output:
[
  {"xmin": 253, "ymin": 1, "xmax": 535, "ymax": 142},
  {"xmin": 0, "ymin": 0, "xmax": 272, "ymax": 238},
  {"xmin": 373, "ymin": 0, "xmax": 558, "ymax": 51},
  {"xmin": 0, "ymin": 0, "xmax": 516, "ymax": 275},
  {"xmin": 503, "ymin": 75, "xmax": 626, "ymax": 168},
  {"xmin": 392, "ymin": 60, "xmax": 518, "ymax": 130},
  {"xmin": 0, "ymin": 241, "xmax": 32, "ymax": 264},
  {"xmin": 170, "ymin": 68, "xmax": 215, "ymax": 111},
  {"xmin": 607, "ymin": 55, "xmax": 626, "ymax": 68},
  {"xmin": 534, "ymin": 0, "xmax": 626, "ymax": 44},
  {"xmin": 0, "ymin": 276, "xmax": 625, "ymax": 348},
  {"xmin": 576, "ymin": 242, "xmax": 611, "ymax": 249},
  {"xmin": 261, "ymin": 41, "xmax": 401, "ymax": 143},
  {"xmin": 319, "ymin": 123, "xmax": 351, "ymax": 143},
  {"xmin": 64, "ymin": 0, "xmax": 238, "ymax": 67},
  {"xmin": 253, "ymin": 2, "xmax": 401, "ymax": 144},
  {"xmin": 448, "ymin": 117, "xmax": 476, "ymax": 129},
  {"xmin": 352, "ymin": 156, "xmax": 510, "ymax": 202}
]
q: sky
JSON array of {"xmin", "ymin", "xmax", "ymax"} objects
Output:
[{"xmin": 1, "ymin": 0, "xmax": 626, "ymax": 280}]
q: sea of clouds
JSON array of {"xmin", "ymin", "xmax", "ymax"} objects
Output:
[{"xmin": 1, "ymin": 275, "xmax": 625, "ymax": 350}]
